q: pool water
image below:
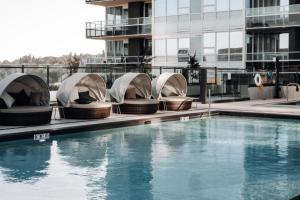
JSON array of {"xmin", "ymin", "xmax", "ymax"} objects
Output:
[{"xmin": 0, "ymin": 117, "xmax": 300, "ymax": 200}]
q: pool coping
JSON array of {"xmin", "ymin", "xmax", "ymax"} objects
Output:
[
  {"xmin": 219, "ymin": 110, "xmax": 300, "ymax": 120},
  {"xmin": 0, "ymin": 109, "xmax": 218, "ymax": 142}
]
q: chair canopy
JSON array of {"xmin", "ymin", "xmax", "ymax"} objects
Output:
[
  {"xmin": 56, "ymin": 73, "xmax": 107, "ymax": 107},
  {"xmin": 110, "ymin": 73, "xmax": 152, "ymax": 103},
  {"xmin": 0, "ymin": 73, "xmax": 50, "ymax": 105},
  {"xmin": 152, "ymin": 73, "xmax": 187, "ymax": 99}
]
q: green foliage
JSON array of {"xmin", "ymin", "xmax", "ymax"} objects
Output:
[
  {"xmin": 65, "ymin": 53, "xmax": 81, "ymax": 75},
  {"xmin": 188, "ymin": 52, "xmax": 200, "ymax": 69},
  {"xmin": 187, "ymin": 52, "xmax": 200, "ymax": 82}
]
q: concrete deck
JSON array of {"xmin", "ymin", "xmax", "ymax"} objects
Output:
[
  {"xmin": 198, "ymin": 98, "xmax": 300, "ymax": 119},
  {"xmin": 1, "ymin": 98, "xmax": 300, "ymax": 142}
]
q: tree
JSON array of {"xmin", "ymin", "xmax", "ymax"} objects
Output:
[
  {"xmin": 185, "ymin": 52, "xmax": 201, "ymax": 83},
  {"xmin": 65, "ymin": 53, "xmax": 81, "ymax": 75},
  {"xmin": 188, "ymin": 52, "xmax": 200, "ymax": 69}
]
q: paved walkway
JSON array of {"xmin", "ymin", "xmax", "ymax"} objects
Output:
[{"xmin": 196, "ymin": 98, "xmax": 300, "ymax": 118}]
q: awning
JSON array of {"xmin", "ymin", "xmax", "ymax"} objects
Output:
[
  {"xmin": 109, "ymin": 73, "xmax": 152, "ymax": 103},
  {"xmin": 0, "ymin": 73, "xmax": 50, "ymax": 105},
  {"xmin": 152, "ymin": 73, "xmax": 187, "ymax": 99},
  {"xmin": 56, "ymin": 73, "xmax": 107, "ymax": 107}
]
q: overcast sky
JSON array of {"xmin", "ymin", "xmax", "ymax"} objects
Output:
[{"xmin": 0, "ymin": 0, "xmax": 105, "ymax": 61}]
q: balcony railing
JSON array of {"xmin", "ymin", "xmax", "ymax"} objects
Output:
[
  {"xmin": 246, "ymin": 52, "xmax": 300, "ymax": 62},
  {"xmin": 86, "ymin": 17, "xmax": 152, "ymax": 39},
  {"xmin": 86, "ymin": 0, "xmax": 125, "ymax": 6},
  {"xmin": 246, "ymin": 4, "xmax": 300, "ymax": 29}
]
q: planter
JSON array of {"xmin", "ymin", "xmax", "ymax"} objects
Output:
[{"xmin": 248, "ymin": 85, "xmax": 275, "ymax": 100}]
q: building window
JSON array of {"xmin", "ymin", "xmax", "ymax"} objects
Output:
[
  {"xmin": 217, "ymin": 0, "xmax": 229, "ymax": 12},
  {"xmin": 179, "ymin": 38, "xmax": 190, "ymax": 49},
  {"xmin": 204, "ymin": 0, "xmax": 216, "ymax": 13},
  {"xmin": 279, "ymin": 33, "xmax": 289, "ymax": 51},
  {"xmin": 155, "ymin": 39, "xmax": 166, "ymax": 56},
  {"xmin": 167, "ymin": 39, "xmax": 178, "ymax": 56},
  {"xmin": 230, "ymin": 0, "xmax": 243, "ymax": 10},
  {"xmin": 204, "ymin": 33, "xmax": 216, "ymax": 54},
  {"xmin": 190, "ymin": 0, "xmax": 202, "ymax": 14},
  {"xmin": 179, "ymin": 0, "xmax": 190, "ymax": 15},
  {"xmin": 230, "ymin": 31, "xmax": 243, "ymax": 53},
  {"xmin": 167, "ymin": 0, "xmax": 177, "ymax": 16},
  {"xmin": 217, "ymin": 32, "xmax": 229, "ymax": 62},
  {"xmin": 155, "ymin": 0, "xmax": 166, "ymax": 17},
  {"xmin": 230, "ymin": 31, "xmax": 243, "ymax": 61}
]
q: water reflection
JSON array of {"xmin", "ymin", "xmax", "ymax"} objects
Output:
[
  {"xmin": 105, "ymin": 126, "xmax": 154, "ymax": 200},
  {"xmin": 57, "ymin": 133, "xmax": 110, "ymax": 200},
  {"xmin": 0, "ymin": 140, "xmax": 51, "ymax": 183},
  {"xmin": 57, "ymin": 133, "xmax": 109, "ymax": 168},
  {"xmin": 243, "ymin": 120, "xmax": 300, "ymax": 199}
]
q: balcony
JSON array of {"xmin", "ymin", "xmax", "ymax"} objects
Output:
[
  {"xmin": 246, "ymin": 4, "xmax": 300, "ymax": 29},
  {"xmin": 86, "ymin": 0, "xmax": 146, "ymax": 7},
  {"xmin": 86, "ymin": 17, "xmax": 151, "ymax": 39},
  {"xmin": 246, "ymin": 52, "xmax": 300, "ymax": 62},
  {"xmin": 84, "ymin": 55, "xmax": 152, "ymax": 65}
]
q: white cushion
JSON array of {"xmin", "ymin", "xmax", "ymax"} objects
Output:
[
  {"xmin": 70, "ymin": 102, "xmax": 111, "ymax": 109},
  {"xmin": 1, "ymin": 92, "xmax": 15, "ymax": 108},
  {"xmin": 161, "ymin": 96, "xmax": 193, "ymax": 102},
  {"xmin": 123, "ymin": 99, "xmax": 159, "ymax": 105},
  {"xmin": 162, "ymin": 85, "xmax": 178, "ymax": 97}
]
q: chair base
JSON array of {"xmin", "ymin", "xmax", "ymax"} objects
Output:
[
  {"xmin": 59, "ymin": 107, "xmax": 111, "ymax": 119},
  {"xmin": 159, "ymin": 100, "xmax": 192, "ymax": 111},
  {"xmin": 0, "ymin": 110, "xmax": 53, "ymax": 126},
  {"xmin": 112, "ymin": 103, "xmax": 159, "ymax": 114}
]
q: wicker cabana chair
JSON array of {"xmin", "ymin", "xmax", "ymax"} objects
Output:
[
  {"xmin": 56, "ymin": 73, "xmax": 111, "ymax": 119},
  {"xmin": 0, "ymin": 73, "xmax": 52, "ymax": 126},
  {"xmin": 110, "ymin": 73, "xmax": 159, "ymax": 114},
  {"xmin": 152, "ymin": 73, "xmax": 193, "ymax": 111}
]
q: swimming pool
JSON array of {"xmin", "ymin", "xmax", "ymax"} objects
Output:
[{"xmin": 0, "ymin": 116, "xmax": 300, "ymax": 200}]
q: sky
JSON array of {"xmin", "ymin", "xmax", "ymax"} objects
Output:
[{"xmin": 0, "ymin": 0, "xmax": 105, "ymax": 61}]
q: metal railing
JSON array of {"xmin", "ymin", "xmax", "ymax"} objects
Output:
[
  {"xmin": 246, "ymin": 52, "xmax": 300, "ymax": 62},
  {"xmin": 86, "ymin": 17, "xmax": 152, "ymax": 38},
  {"xmin": 86, "ymin": 0, "xmax": 117, "ymax": 5},
  {"xmin": 2, "ymin": 65, "xmax": 300, "ymax": 102}
]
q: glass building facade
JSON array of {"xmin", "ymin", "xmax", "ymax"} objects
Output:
[
  {"xmin": 86, "ymin": 0, "xmax": 300, "ymax": 71},
  {"xmin": 152, "ymin": 0, "xmax": 244, "ymax": 68}
]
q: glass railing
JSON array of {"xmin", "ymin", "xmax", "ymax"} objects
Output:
[
  {"xmin": 246, "ymin": 4, "xmax": 300, "ymax": 17},
  {"xmin": 246, "ymin": 52, "xmax": 300, "ymax": 62},
  {"xmin": 86, "ymin": 17, "xmax": 152, "ymax": 38},
  {"xmin": 246, "ymin": 4, "xmax": 300, "ymax": 28}
]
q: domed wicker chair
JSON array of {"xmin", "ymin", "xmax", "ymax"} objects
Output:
[
  {"xmin": 110, "ymin": 73, "xmax": 159, "ymax": 114},
  {"xmin": 152, "ymin": 73, "xmax": 193, "ymax": 111},
  {"xmin": 56, "ymin": 73, "xmax": 111, "ymax": 119},
  {"xmin": 0, "ymin": 73, "xmax": 52, "ymax": 126}
]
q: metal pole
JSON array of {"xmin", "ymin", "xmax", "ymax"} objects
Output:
[
  {"xmin": 46, "ymin": 65, "xmax": 50, "ymax": 86},
  {"xmin": 208, "ymin": 88, "xmax": 211, "ymax": 119},
  {"xmin": 275, "ymin": 57, "xmax": 280, "ymax": 98}
]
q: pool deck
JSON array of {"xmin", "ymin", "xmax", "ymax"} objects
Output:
[
  {"xmin": 1, "ymin": 98, "xmax": 300, "ymax": 141},
  {"xmin": 0, "ymin": 105, "xmax": 215, "ymax": 141},
  {"xmin": 198, "ymin": 98, "xmax": 300, "ymax": 119}
]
